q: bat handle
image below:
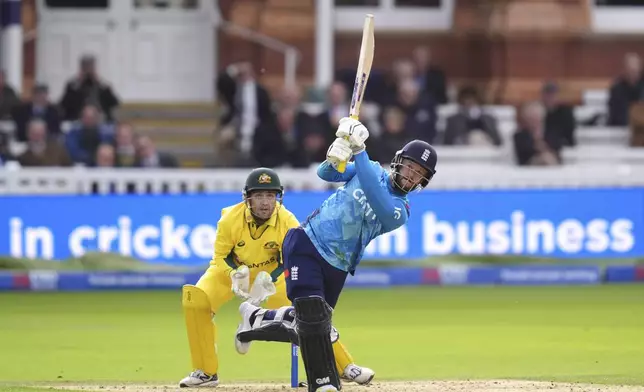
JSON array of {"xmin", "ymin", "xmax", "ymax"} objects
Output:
[
  {"xmin": 337, "ymin": 115, "xmax": 360, "ymax": 173},
  {"xmin": 337, "ymin": 157, "xmax": 347, "ymax": 173}
]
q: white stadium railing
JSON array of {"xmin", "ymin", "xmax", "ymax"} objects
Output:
[{"xmin": 1, "ymin": 163, "xmax": 644, "ymax": 195}]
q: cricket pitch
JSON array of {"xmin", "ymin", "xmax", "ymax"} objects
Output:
[{"xmin": 47, "ymin": 380, "xmax": 644, "ymax": 392}]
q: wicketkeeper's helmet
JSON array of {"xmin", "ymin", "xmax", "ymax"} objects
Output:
[
  {"xmin": 390, "ymin": 139, "xmax": 437, "ymax": 193},
  {"xmin": 243, "ymin": 167, "xmax": 284, "ymax": 198}
]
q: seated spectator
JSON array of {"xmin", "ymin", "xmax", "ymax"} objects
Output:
[
  {"xmin": 412, "ymin": 46, "xmax": 448, "ymax": 104},
  {"xmin": 297, "ymin": 81, "xmax": 347, "ymax": 149},
  {"xmin": 94, "ymin": 143, "xmax": 116, "ymax": 168},
  {"xmin": 368, "ymin": 106, "xmax": 413, "ymax": 164},
  {"xmin": 275, "ymin": 84, "xmax": 302, "ymax": 111},
  {"xmin": 17, "ymin": 119, "xmax": 71, "ymax": 167},
  {"xmin": 608, "ymin": 53, "xmax": 644, "ymax": 126},
  {"xmin": 0, "ymin": 69, "xmax": 20, "ymax": 120},
  {"xmin": 301, "ymin": 130, "xmax": 327, "ymax": 166},
  {"xmin": 113, "ymin": 122, "xmax": 138, "ymax": 167},
  {"xmin": 541, "ymin": 81, "xmax": 576, "ymax": 147},
  {"xmin": 513, "ymin": 102, "xmax": 561, "ymax": 166},
  {"xmin": 64, "ymin": 104, "xmax": 114, "ymax": 166},
  {"xmin": 325, "ymin": 81, "xmax": 349, "ymax": 128},
  {"xmin": 253, "ymin": 107, "xmax": 307, "ymax": 168},
  {"xmin": 90, "ymin": 144, "xmax": 118, "ymax": 194},
  {"xmin": 135, "ymin": 135, "xmax": 179, "ymax": 168},
  {"xmin": 391, "ymin": 78, "xmax": 437, "ymax": 143},
  {"xmin": 0, "ymin": 131, "xmax": 11, "ymax": 164},
  {"xmin": 59, "ymin": 54, "xmax": 120, "ymax": 121},
  {"xmin": 12, "ymin": 83, "xmax": 62, "ymax": 142},
  {"xmin": 444, "ymin": 86, "xmax": 501, "ymax": 146},
  {"xmin": 380, "ymin": 59, "xmax": 417, "ymax": 107}
]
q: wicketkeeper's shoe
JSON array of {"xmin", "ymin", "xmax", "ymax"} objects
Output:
[
  {"xmin": 178, "ymin": 370, "xmax": 219, "ymax": 388},
  {"xmin": 341, "ymin": 363, "xmax": 375, "ymax": 385}
]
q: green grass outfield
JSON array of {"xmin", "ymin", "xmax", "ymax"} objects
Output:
[{"xmin": 0, "ymin": 286, "xmax": 643, "ymax": 389}]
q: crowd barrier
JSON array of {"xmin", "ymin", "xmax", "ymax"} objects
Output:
[
  {"xmin": 2, "ymin": 164, "xmax": 644, "ymax": 195},
  {"xmin": 1, "ymin": 264, "xmax": 642, "ymax": 291},
  {"xmin": 1, "ymin": 187, "xmax": 643, "ymax": 263}
]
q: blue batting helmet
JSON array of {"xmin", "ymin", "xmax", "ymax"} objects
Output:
[{"xmin": 390, "ymin": 140, "xmax": 437, "ymax": 193}]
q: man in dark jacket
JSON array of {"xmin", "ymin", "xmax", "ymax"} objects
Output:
[
  {"xmin": 59, "ymin": 55, "xmax": 120, "ymax": 121},
  {"xmin": 541, "ymin": 81, "xmax": 576, "ymax": 147},
  {"xmin": 444, "ymin": 86, "xmax": 502, "ymax": 146},
  {"xmin": 608, "ymin": 53, "xmax": 644, "ymax": 126},
  {"xmin": 12, "ymin": 84, "xmax": 62, "ymax": 142}
]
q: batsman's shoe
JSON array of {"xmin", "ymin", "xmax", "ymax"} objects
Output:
[
  {"xmin": 234, "ymin": 301, "xmax": 259, "ymax": 354},
  {"xmin": 179, "ymin": 370, "xmax": 219, "ymax": 388},
  {"xmin": 342, "ymin": 364, "xmax": 375, "ymax": 385},
  {"xmin": 315, "ymin": 386, "xmax": 339, "ymax": 392}
]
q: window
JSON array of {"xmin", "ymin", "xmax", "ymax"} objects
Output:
[
  {"xmin": 335, "ymin": 0, "xmax": 454, "ymax": 31},
  {"xmin": 335, "ymin": 0, "xmax": 381, "ymax": 5},
  {"xmin": 595, "ymin": 0, "xmax": 644, "ymax": 5},
  {"xmin": 134, "ymin": 0, "xmax": 198, "ymax": 8},
  {"xmin": 45, "ymin": 0, "xmax": 109, "ymax": 8},
  {"xmin": 591, "ymin": 0, "xmax": 644, "ymax": 33},
  {"xmin": 395, "ymin": 0, "xmax": 441, "ymax": 6}
]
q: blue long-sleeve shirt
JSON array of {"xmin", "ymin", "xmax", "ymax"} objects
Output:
[
  {"xmin": 64, "ymin": 123, "xmax": 114, "ymax": 165},
  {"xmin": 303, "ymin": 151, "xmax": 410, "ymax": 273}
]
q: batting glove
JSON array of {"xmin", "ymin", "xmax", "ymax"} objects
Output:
[
  {"xmin": 335, "ymin": 117, "xmax": 369, "ymax": 154},
  {"xmin": 230, "ymin": 265, "xmax": 250, "ymax": 300},
  {"xmin": 326, "ymin": 138, "xmax": 353, "ymax": 169}
]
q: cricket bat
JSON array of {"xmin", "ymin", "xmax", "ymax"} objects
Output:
[{"xmin": 337, "ymin": 14, "xmax": 375, "ymax": 173}]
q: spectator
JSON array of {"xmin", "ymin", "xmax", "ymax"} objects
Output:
[
  {"xmin": 90, "ymin": 144, "xmax": 119, "ymax": 194},
  {"xmin": 325, "ymin": 81, "xmax": 349, "ymax": 128},
  {"xmin": 12, "ymin": 83, "xmax": 62, "ymax": 142},
  {"xmin": 391, "ymin": 78, "xmax": 437, "ymax": 143},
  {"xmin": 513, "ymin": 102, "xmax": 562, "ymax": 166},
  {"xmin": 608, "ymin": 53, "xmax": 644, "ymax": 126},
  {"xmin": 253, "ymin": 107, "xmax": 306, "ymax": 168},
  {"xmin": 113, "ymin": 122, "xmax": 138, "ymax": 167},
  {"xmin": 541, "ymin": 81, "xmax": 576, "ymax": 147},
  {"xmin": 0, "ymin": 70, "xmax": 20, "ymax": 120},
  {"xmin": 215, "ymin": 62, "xmax": 272, "ymax": 164},
  {"xmin": 297, "ymin": 81, "xmax": 347, "ymax": 152},
  {"xmin": 59, "ymin": 54, "xmax": 120, "ymax": 121},
  {"xmin": 301, "ymin": 131, "xmax": 328, "ymax": 165},
  {"xmin": 369, "ymin": 106, "xmax": 413, "ymax": 164},
  {"xmin": 17, "ymin": 119, "xmax": 71, "ymax": 167},
  {"xmin": 135, "ymin": 135, "xmax": 179, "ymax": 168},
  {"xmin": 275, "ymin": 84, "xmax": 302, "ymax": 111},
  {"xmin": 444, "ymin": 86, "xmax": 502, "ymax": 146},
  {"xmin": 94, "ymin": 143, "xmax": 116, "ymax": 168},
  {"xmin": 377, "ymin": 59, "xmax": 417, "ymax": 107},
  {"xmin": 412, "ymin": 46, "xmax": 448, "ymax": 104},
  {"xmin": 0, "ymin": 131, "xmax": 10, "ymax": 164},
  {"xmin": 65, "ymin": 104, "xmax": 114, "ymax": 166}
]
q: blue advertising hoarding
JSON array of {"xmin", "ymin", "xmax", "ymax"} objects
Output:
[{"xmin": 0, "ymin": 187, "xmax": 642, "ymax": 266}]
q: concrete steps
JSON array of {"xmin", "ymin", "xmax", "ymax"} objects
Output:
[{"xmin": 116, "ymin": 102, "xmax": 219, "ymax": 167}]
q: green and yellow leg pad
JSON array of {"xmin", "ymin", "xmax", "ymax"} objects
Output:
[{"xmin": 182, "ymin": 284, "xmax": 218, "ymax": 376}]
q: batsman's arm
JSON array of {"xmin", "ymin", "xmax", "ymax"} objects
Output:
[
  {"xmin": 354, "ymin": 151, "xmax": 409, "ymax": 231},
  {"xmin": 317, "ymin": 160, "xmax": 357, "ymax": 182}
]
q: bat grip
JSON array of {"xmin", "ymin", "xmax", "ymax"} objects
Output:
[{"xmin": 337, "ymin": 115, "xmax": 360, "ymax": 173}]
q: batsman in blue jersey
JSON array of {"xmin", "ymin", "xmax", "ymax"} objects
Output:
[{"xmin": 236, "ymin": 117, "xmax": 437, "ymax": 392}]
